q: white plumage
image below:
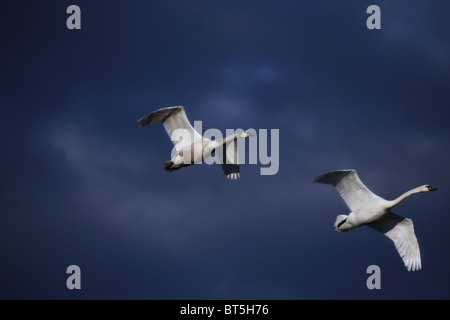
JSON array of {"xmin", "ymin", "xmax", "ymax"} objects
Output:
[
  {"xmin": 314, "ymin": 169, "xmax": 437, "ymax": 271},
  {"xmin": 137, "ymin": 106, "xmax": 253, "ymax": 179}
]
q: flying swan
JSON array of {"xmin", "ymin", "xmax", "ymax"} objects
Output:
[
  {"xmin": 314, "ymin": 169, "xmax": 437, "ymax": 271},
  {"xmin": 137, "ymin": 106, "xmax": 254, "ymax": 179}
]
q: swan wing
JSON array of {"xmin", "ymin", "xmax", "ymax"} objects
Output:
[
  {"xmin": 368, "ymin": 212, "xmax": 421, "ymax": 271},
  {"xmin": 313, "ymin": 169, "xmax": 380, "ymax": 211},
  {"xmin": 137, "ymin": 106, "xmax": 202, "ymax": 149},
  {"xmin": 222, "ymin": 163, "xmax": 240, "ymax": 179},
  {"xmin": 223, "ymin": 137, "xmax": 240, "ymax": 179}
]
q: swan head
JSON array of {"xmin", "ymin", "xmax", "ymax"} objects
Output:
[
  {"xmin": 235, "ymin": 129, "xmax": 256, "ymax": 139},
  {"xmin": 421, "ymin": 185, "xmax": 438, "ymax": 192}
]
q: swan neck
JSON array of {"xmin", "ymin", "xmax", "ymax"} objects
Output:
[
  {"xmin": 216, "ymin": 133, "xmax": 237, "ymax": 146},
  {"xmin": 388, "ymin": 187, "xmax": 422, "ymax": 208},
  {"xmin": 207, "ymin": 133, "xmax": 237, "ymax": 150}
]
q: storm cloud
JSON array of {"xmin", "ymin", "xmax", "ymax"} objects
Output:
[{"xmin": 1, "ymin": 0, "xmax": 450, "ymax": 299}]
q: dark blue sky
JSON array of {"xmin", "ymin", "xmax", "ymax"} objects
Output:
[{"xmin": 1, "ymin": 0, "xmax": 450, "ymax": 299}]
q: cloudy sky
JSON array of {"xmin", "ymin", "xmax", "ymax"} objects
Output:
[{"xmin": 1, "ymin": 0, "xmax": 450, "ymax": 299}]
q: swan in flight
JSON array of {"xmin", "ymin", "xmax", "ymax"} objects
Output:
[
  {"xmin": 314, "ymin": 169, "xmax": 437, "ymax": 271},
  {"xmin": 137, "ymin": 106, "xmax": 254, "ymax": 179}
]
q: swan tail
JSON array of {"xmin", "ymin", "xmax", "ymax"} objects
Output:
[
  {"xmin": 164, "ymin": 160, "xmax": 190, "ymax": 172},
  {"xmin": 334, "ymin": 214, "xmax": 352, "ymax": 232}
]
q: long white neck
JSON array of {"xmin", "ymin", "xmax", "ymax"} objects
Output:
[
  {"xmin": 209, "ymin": 133, "xmax": 238, "ymax": 149},
  {"xmin": 203, "ymin": 133, "xmax": 238, "ymax": 154},
  {"xmin": 386, "ymin": 186, "xmax": 424, "ymax": 208}
]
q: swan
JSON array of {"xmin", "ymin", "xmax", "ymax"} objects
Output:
[
  {"xmin": 314, "ymin": 169, "xmax": 437, "ymax": 271},
  {"xmin": 137, "ymin": 106, "xmax": 254, "ymax": 179}
]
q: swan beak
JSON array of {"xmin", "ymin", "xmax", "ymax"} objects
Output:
[{"xmin": 429, "ymin": 187, "xmax": 438, "ymax": 191}]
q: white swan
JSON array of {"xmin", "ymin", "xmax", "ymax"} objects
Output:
[
  {"xmin": 314, "ymin": 169, "xmax": 437, "ymax": 271},
  {"xmin": 137, "ymin": 106, "xmax": 254, "ymax": 179}
]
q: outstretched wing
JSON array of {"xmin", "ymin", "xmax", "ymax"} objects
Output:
[
  {"xmin": 220, "ymin": 137, "xmax": 240, "ymax": 179},
  {"xmin": 368, "ymin": 212, "xmax": 421, "ymax": 271},
  {"xmin": 137, "ymin": 106, "xmax": 202, "ymax": 149},
  {"xmin": 313, "ymin": 169, "xmax": 381, "ymax": 211}
]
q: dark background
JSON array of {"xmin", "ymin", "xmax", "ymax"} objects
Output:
[{"xmin": 1, "ymin": 0, "xmax": 449, "ymax": 299}]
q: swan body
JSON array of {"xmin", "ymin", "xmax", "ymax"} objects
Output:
[
  {"xmin": 137, "ymin": 106, "xmax": 253, "ymax": 179},
  {"xmin": 314, "ymin": 169, "xmax": 437, "ymax": 271}
]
